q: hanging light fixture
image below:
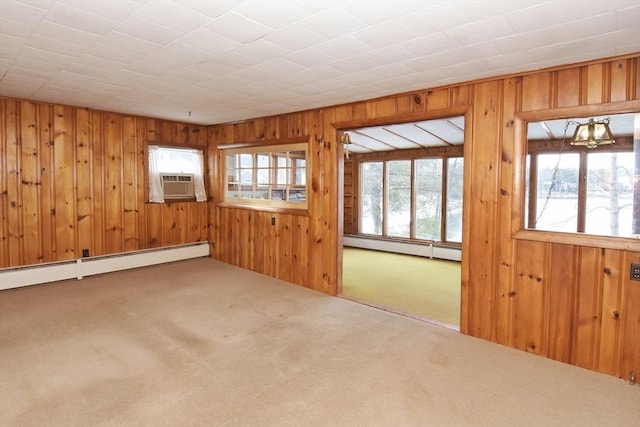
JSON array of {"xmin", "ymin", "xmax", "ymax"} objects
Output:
[
  {"xmin": 341, "ymin": 132, "xmax": 352, "ymax": 159},
  {"xmin": 570, "ymin": 118, "xmax": 615, "ymax": 149}
]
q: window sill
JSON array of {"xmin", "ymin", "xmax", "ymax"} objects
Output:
[
  {"xmin": 514, "ymin": 229, "xmax": 640, "ymax": 251},
  {"xmin": 218, "ymin": 201, "xmax": 310, "ymax": 216}
]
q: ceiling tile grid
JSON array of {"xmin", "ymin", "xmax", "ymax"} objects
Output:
[{"xmin": 0, "ymin": 0, "xmax": 638, "ymax": 124}]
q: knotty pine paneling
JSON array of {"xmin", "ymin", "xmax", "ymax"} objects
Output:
[
  {"xmin": 0, "ymin": 98, "xmax": 208, "ymax": 268},
  {"xmin": 208, "ymin": 53, "xmax": 640, "ymax": 382}
]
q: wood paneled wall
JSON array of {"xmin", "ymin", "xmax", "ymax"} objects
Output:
[
  {"xmin": 2, "ymin": 54, "xmax": 638, "ymax": 381},
  {"xmin": 208, "ymin": 54, "xmax": 640, "ymax": 381},
  {"xmin": 0, "ymin": 100, "xmax": 208, "ymax": 268}
]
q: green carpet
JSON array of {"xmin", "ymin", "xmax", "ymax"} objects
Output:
[{"xmin": 342, "ymin": 247, "xmax": 461, "ymax": 327}]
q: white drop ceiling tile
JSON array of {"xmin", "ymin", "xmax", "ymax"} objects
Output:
[
  {"xmin": 504, "ymin": 1, "xmax": 617, "ymax": 34},
  {"xmin": 57, "ymin": 0, "xmax": 145, "ymax": 22},
  {"xmin": 446, "ymin": 15, "xmax": 514, "ymax": 45},
  {"xmin": 292, "ymin": 0, "xmax": 341, "ymax": 14},
  {"xmin": 0, "ymin": 33, "xmax": 27, "ymax": 53},
  {"xmin": 203, "ymin": 11, "xmax": 272, "ymax": 44},
  {"xmin": 454, "ymin": 0, "xmax": 540, "ymax": 21},
  {"xmin": 0, "ymin": 0, "xmax": 48, "ymax": 25},
  {"xmin": 402, "ymin": 32, "xmax": 462, "ymax": 57},
  {"xmin": 70, "ymin": 54, "xmax": 126, "ymax": 74},
  {"xmin": 288, "ymin": 78, "xmax": 350, "ymax": 96},
  {"xmin": 255, "ymin": 57, "xmax": 306, "ymax": 76},
  {"xmin": 366, "ymin": 63, "xmax": 415, "ymax": 80},
  {"xmin": 402, "ymin": 2, "xmax": 469, "ymax": 35},
  {"xmin": 0, "ymin": 16, "xmax": 38, "ymax": 38},
  {"xmin": 106, "ymin": 68, "xmax": 162, "ymax": 86},
  {"xmin": 616, "ymin": 5, "xmax": 640, "ymax": 29},
  {"xmin": 284, "ymin": 46, "xmax": 336, "ymax": 68},
  {"xmin": 34, "ymin": 20, "xmax": 100, "ymax": 48},
  {"xmin": 232, "ymin": 39, "xmax": 290, "ymax": 62},
  {"xmin": 13, "ymin": 0, "xmax": 55, "ymax": 10},
  {"xmin": 175, "ymin": 28, "xmax": 240, "ymax": 56},
  {"xmin": 0, "ymin": 72, "xmax": 47, "ymax": 90},
  {"xmin": 3, "ymin": 65, "xmax": 57, "ymax": 82},
  {"xmin": 156, "ymin": 43, "xmax": 214, "ymax": 65},
  {"xmin": 115, "ymin": 15, "xmax": 183, "ymax": 45},
  {"xmin": 209, "ymin": 51, "xmax": 262, "ymax": 69},
  {"xmin": 298, "ymin": 6, "xmax": 368, "ymax": 39},
  {"xmin": 327, "ymin": 56, "xmax": 375, "ymax": 73},
  {"xmin": 354, "ymin": 19, "xmax": 418, "ymax": 49},
  {"xmin": 99, "ymin": 31, "xmax": 162, "ymax": 55},
  {"xmin": 263, "ymin": 24, "xmax": 325, "ymax": 52},
  {"xmin": 359, "ymin": 45, "xmax": 418, "ymax": 65},
  {"xmin": 45, "ymin": 3, "xmax": 119, "ymax": 35},
  {"xmin": 314, "ymin": 35, "xmax": 375, "ymax": 59},
  {"xmin": 134, "ymin": 0, "xmax": 210, "ymax": 33},
  {"xmin": 123, "ymin": 60, "xmax": 172, "ymax": 77},
  {"xmin": 187, "ymin": 60, "xmax": 236, "ymax": 77},
  {"xmin": 142, "ymin": 75, "xmax": 193, "ymax": 91},
  {"xmin": 176, "ymin": 0, "xmax": 240, "ymax": 19},
  {"xmin": 85, "ymin": 42, "xmax": 144, "ymax": 63},
  {"xmin": 340, "ymin": 1, "xmax": 426, "ymax": 25},
  {"xmin": 491, "ymin": 29, "xmax": 554, "ymax": 55},
  {"xmin": 231, "ymin": 66, "xmax": 278, "ymax": 83},
  {"xmin": 170, "ymin": 66, "xmax": 218, "ymax": 82},
  {"xmin": 24, "ymin": 35, "xmax": 86, "ymax": 57},
  {"xmin": 233, "ymin": 1, "xmax": 311, "ymax": 29}
]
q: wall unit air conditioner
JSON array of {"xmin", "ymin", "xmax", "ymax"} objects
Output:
[{"xmin": 161, "ymin": 173, "xmax": 194, "ymax": 199}]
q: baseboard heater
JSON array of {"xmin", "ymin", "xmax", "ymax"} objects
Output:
[
  {"xmin": 0, "ymin": 242, "xmax": 210, "ymax": 291},
  {"xmin": 343, "ymin": 236, "xmax": 461, "ymax": 262}
]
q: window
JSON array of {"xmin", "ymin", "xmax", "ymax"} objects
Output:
[
  {"xmin": 525, "ymin": 112, "xmax": 639, "ymax": 237},
  {"xmin": 359, "ymin": 156, "xmax": 463, "ymax": 244},
  {"xmin": 148, "ymin": 145, "xmax": 206, "ymax": 203},
  {"xmin": 223, "ymin": 143, "xmax": 308, "ymax": 210}
]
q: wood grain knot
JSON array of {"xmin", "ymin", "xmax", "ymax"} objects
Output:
[
  {"xmin": 413, "ymin": 94, "xmax": 422, "ymax": 104},
  {"xmin": 612, "ymin": 310, "xmax": 620, "ymax": 319},
  {"xmin": 603, "ymin": 268, "xmax": 611, "ymax": 275}
]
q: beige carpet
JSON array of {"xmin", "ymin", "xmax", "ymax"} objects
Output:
[{"xmin": 0, "ymin": 258, "xmax": 638, "ymax": 427}]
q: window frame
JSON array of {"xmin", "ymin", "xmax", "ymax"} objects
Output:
[
  {"xmin": 220, "ymin": 141, "xmax": 309, "ymax": 212},
  {"xmin": 513, "ymin": 101, "xmax": 640, "ymax": 251},
  {"xmin": 357, "ymin": 152, "xmax": 463, "ymax": 246},
  {"xmin": 146, "ymin": 143, "xmax": 207, "ymax": 203}
]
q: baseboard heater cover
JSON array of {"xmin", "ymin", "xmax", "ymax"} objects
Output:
[
  {"xmin": 343, "ymin": 236, "xmax": 461, "ymax": 262},
  {"xmin": 0, "ymin": 242, "xmax": 210, "ymax": 291}
]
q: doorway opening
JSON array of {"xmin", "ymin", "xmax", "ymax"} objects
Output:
[{"xmin": 339, "ymin": 116, "xmax": 465, "ymax": 329}]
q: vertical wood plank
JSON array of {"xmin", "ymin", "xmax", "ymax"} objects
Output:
[
  {"xmin": 512, "ymin": 240, "xmax": 548, "ymax": 356},
  {"xmin": 122, "ymin": 116, "xmax": 138, "ymax": 251},
  {"xmin": 5, "ymin": 100, "xmax": 21, "ymax": 266},
  {"xmin": 620, "ymin": 252, "xmax": 640, "ymax": 382},
  {"xmin": 547, "ymin": 243, "xmax": 576, "ymax": 363},
  {"xmin": 464, "ymin": 80, "xmax": 501, "ymax": 340},
  {"xmin": 39, "ymin": 104, "xmax": 55, "ymax": 262},
  {"xmin": 53, "ymin": 105, "xmax": 76, "ymax": 260},
  {"xmin": 597, "ymin": 249, "xmax": 623, "ymax": 376},
  {"xmin": 75, "ymin": 108, "xmax": 93, "ymax": 257},
  {"xmin": 572, "ymin": 247, "xmax": 602, "ymax": 370},
  {"xmin": 20, "ymin": 101, "xmax": 41, "ymax": 265},
  {"xmin": 104, "ymin": 113, "xmax": 123, "ymax": 254},
  {"xmin": 495, "ymin": 77, "xmax": 520, "ymax": 346},
  {"xmin": 585, "ymin": 63, "xmax": 605, "ymax": 104},
  {"xmin": 555, "ymin": 68, "xmax": 580, "ymax": 107},
  {"xmin": 91, "ymin": 111, "xmax": 105, "ymax": 256},
  {"xmin": 521, "ymin": 72, "xmax": 552, "ymax": 111},
  {"xmin": 0, "ymin": 100, "xmax": 8, "ymax": 267},
  {"xmin": 426, "ymin": 88, "xmax": 449, "ymax": 111}
]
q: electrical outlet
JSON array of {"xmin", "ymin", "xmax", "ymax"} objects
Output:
[
  {"xmin": 271, "ymin": 216, "xmax": 276, "ymax": 226},
  {"xmin": 82, "ymin": 248, "xmax": 90, "ymax": 258},
  {"xmin": 631, "ymin": 263, "xmax": 640, "ymax": 281}
]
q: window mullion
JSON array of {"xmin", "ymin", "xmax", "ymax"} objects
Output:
[
  {"xmin": 410, "ymin": 159, "xmax": 416, "ymax": 239},
  {"xmin": 577, "ymin": 151, "xmax": 588, "ymax": 232},
  {"xmin": 382, "ymin": 161, "xmax": 388, "ymax": 237},
  {"xmin": 441, "ymin": 157, "xmax": 448, "ymax": 242}
]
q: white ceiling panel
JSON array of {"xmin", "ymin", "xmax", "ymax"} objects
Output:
[{"xmin": 0, "ymin": 0, "xmax": 637, "ymax": 126}]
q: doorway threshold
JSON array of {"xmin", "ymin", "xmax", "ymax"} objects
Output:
[{"xmin": 337, "ymin": 293, "xmax": 460, "ymax": 332}]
